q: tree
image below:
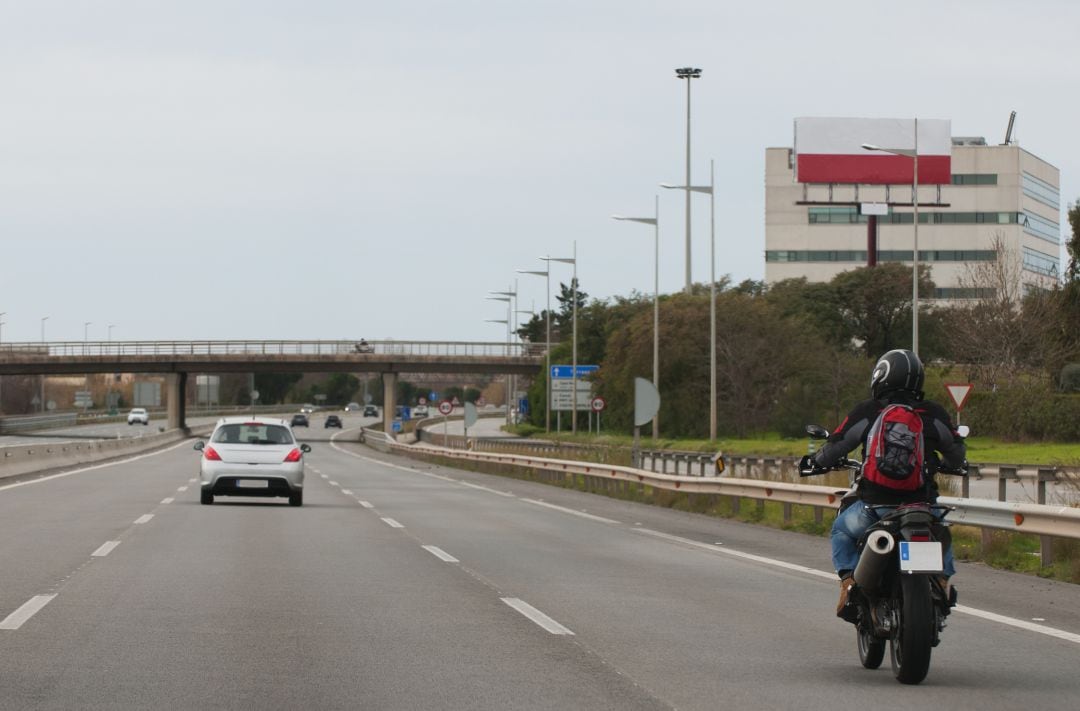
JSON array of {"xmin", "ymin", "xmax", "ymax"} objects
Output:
[
  {"xmin": 253, "ymin": 373, "xmax": 303, "ymax": 404},
  {"xmin": 1067, "ymin": 200, "xmax": 1080, "ymax": 283}
]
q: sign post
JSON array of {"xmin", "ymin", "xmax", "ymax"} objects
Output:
[
  {"xmin": 438, "ymin": 400, "xmax": 453, "ymax": 441},
  {"xmin": 590, "ymin": 396, "xmax": 606, "ymax": 435},
  {"xmin": 943, "ymin": 383, "xmax": 973, "ymax": 425}
]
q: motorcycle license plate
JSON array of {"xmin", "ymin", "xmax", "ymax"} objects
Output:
[{"xmin": 899, "ymin": 541, "xmax": 943, "ymax": 572}]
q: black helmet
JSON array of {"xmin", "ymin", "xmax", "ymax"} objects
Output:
[{"xmin": 870, "ymin": 349, "xmax": 925, "ymax": 399}]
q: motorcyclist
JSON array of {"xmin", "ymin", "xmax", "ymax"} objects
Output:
[{"xmin": 800, "ymin": 349, "xmax": 967, "ymax": 618}]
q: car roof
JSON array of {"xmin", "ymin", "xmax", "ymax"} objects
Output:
[{"xmin": 215, "ymin": 416, "xmax": 289, "ymax": 427}]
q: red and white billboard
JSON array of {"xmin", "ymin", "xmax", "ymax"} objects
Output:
[{"xmin": 794, "ymin": 117, "xmax": 951, "ymax": 185}]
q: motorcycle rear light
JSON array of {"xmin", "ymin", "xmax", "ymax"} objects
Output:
[
  {"xmin": 203, "ymin": 446, "xmax": 222, "ymax": 461},
  {"xmin": 910, "ymin": 532, "xmax": 931, "ymax": 542},
  {"xmin": 283, "ymin": 448, "xmax": 303, "ymax": 463}
]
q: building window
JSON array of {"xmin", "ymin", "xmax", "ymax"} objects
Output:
[
  {"xmin": 1021, "ymin": 211, "xmax": 1061, "ymax": 244},
  {"xmin": 934, "ymin": 287, "xmax": 997, "ymax": 299},
  {"xmin": 951, "ymin": 174, "xmax": 998, "ymax": 185},
  {"xmin": 766, "ymin": 250, "xmax": 996, "ymax": 263},
  {"xmin": 1022, "ymin": 247, "xmax": 1060, "ymax": 277},
  {"xmin": 809, "ymin": 210, "xmax": 1021, "ymax": 226},
  {"xmin": 1022, "ymin": 172, "xmax": 1060, "ymax": 210}
]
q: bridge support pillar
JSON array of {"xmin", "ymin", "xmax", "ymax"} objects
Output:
[
  {"xmin": 382, "ymin": 372, "xmax": 397, "ymax": 435},
  {"xmin": 167, "ymin": 372, "xmax": 188, "ymax": 433}
]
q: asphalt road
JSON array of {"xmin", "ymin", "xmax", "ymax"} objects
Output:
[{"xmin": 1, "ymin": 425, "xmax": 1078, "ymax": 710}]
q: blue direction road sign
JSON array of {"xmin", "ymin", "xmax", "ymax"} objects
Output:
[{"xmin": 550, "ymin": 365, "xmax": 599, "ymax": 379}]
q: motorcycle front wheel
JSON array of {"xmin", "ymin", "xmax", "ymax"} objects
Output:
[
  {"xmin": 857, "ymin": 620, "xmax": 885, "ymax": 669},
  {"xmin": 890, "ymin": 575, "xmax": 933, "ymax": 684}
]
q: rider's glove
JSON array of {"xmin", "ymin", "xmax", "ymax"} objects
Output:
[{"xmin": 798, "ymin": 454, "xmax": 818, "ymax": 475}]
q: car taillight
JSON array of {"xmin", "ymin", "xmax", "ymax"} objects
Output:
[
  {"xmin": 203, "ymin": 446, "xmax": 222, "ymax": 461},
  {"xmin": 283, "ymin": 448, "xmax": 302, "ymax": 463}
]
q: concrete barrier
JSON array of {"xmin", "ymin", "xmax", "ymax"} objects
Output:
[{"xmin": 0, "ymin": 425, "xmax": 213, "ymax": 481}]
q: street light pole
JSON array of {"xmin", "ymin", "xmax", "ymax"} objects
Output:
[
  {"xmin": 40, "ymin": 316, "xmax": 49, "ymax": 412},
  {"xmin": 543, "ymin": 247, "xmax": 578, "ymax": 434},
  {"xmin": 862, "ymin": 117, "xmax": 921, "ymax": 356},
  {"xmin": 0, "ymin": 312, "xmax": 6, "ymax": 412},
  {"xmin": 676, "ymin": 66, "xmax": 701, "ymax": 295},
  {"xmin": 612, "ymin": 198, "xmax": 661, "ymax": 439},
  {"xmin": 518, "ymin": 267, "xmax": 551, "ymax": 433},
  {"xmin": 486, "ymin": 291, "xmax": 514, "ymax": 426},
  {"xmin": 661, "ymin": 158, "xmax": 717, "ymax": 439}
]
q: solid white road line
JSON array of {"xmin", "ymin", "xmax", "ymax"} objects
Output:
[
  {"xmin": 92, "ymin": 541, "xmax": 121, "ymax": 557},
  {"xmin": 521, "ymin": 498, "xmax": 621, "ymax": 525},
  {"xmin": 0, "ymin": 595, "xmax": 57, "ymax": 630},
  {"xmin": 381, "ymin": 518, "xmax": 404, "ymax": 528},
  {"xmin": 955, "ymin": 605, "xmax": 1080, "ymax": 644},
  {"xmin": 0, "ymin": 440, "xmax": 195, "ymax": 493},
  {"xmin": 422, "ymin": 545, "xmax": 460, "ymax": 563},
  {"xmin": 501, "ymin": 598, "xmax": 575, "ymax": 635},
  {"xmin": 134, "ymin": 514, "xmax": 154, "ymax": 525},
  {"xmin": 458, "ymin": 480, "xmax": 515, "ymax": 497}
]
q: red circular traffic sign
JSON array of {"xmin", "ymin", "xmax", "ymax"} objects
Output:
[
  {"xmin": 438, "ymin": 400, "xmax": 453, "ymax": 416},
  {"xmin": 590, "ymin": 396, "xmax": 606, "ymax": 412}
]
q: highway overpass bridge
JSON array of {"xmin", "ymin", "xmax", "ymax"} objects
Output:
[{"xmin": 0, "ymin": 340, "xmax": 544, "ymax": 433}]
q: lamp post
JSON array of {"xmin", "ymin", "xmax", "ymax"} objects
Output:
[
  {"xmin": 612, "ymin": 197, "xmax": 661, "ymax": 440},
  {"xmin": 675, "ymin": 66, "xmax": 701, "ymax": 295},
  {"xmin": 662, "ymin": 158, "xmax": 717, "ymax": 439},
  {"xmin": 40, "ymin": 316, "xmax": 49, "ymax": 412},
  {"xmin": 486, "ymin": 292, "xmax": 513, "ymax": 426},
  {"xmin": 862, "ymin": 118, "xmax": 920, "ymax": 356},
  {"xmin": 107, "ymin": 324, "xmax": 117, "ymax": 412},
  {"xmin": 0, "ymin": 312, "xmax": 6, "ymax": 412},
  {"xmin": 518, "ymin": 267, "xmax": 551, "ymax": 432},
  {"xmin": 543, "ymin": 243, "xmax": 577, "ymax": 433}
]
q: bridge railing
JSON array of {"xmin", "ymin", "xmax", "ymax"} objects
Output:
[{"xmin": 0, "ymin": 340, "xmax": 544, "ymax": 358}]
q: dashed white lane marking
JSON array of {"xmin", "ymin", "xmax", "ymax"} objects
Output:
[
  {"xmin": 161, "ymin": 497, "xmax": 175, "ymax": 505},
  {"xmin": 501, "ymin": 598, "xmax": 575, "ymax": 635},
  {"xmin": 134, "ymin": 514, "xmax": 154, "ymax": 525},
  {"xmin": 188, "ymin": 478, "xmax": 197, "ymax": 483},
  {"xmin": 0, "ymin": 595, "xmax": 57, "ymax": 630},
  {"xmin": 423, "ymin": 545, "xmax": 459, "ymax": 563},
  {"xmin": 92, "ymin": 541, "xmax": 121, "ymax": 557},
  {"xmin": 522, "ymin": 498, "xmax": 621, "ymax": 525},
  {"xmin": 381, "ymin": 518, "xmax": 404, "ymax": 528},
  {"xmin": 359, "ymin": 501, "xmax": 374, "ymax": 509},
  {"xmin": 341, "ymin": 489, "xmax": 354, "ymax": 496},
  {"xmin": 329, "ymin": 480, "xmax": 339, "ymax": 487},
  {"xmin": 321, "ymin": 474, "xmax": 329, "ymax": 480},
  {"xmin": 177, "ymin": 486, "xmax": 188, "ymax": 492}
]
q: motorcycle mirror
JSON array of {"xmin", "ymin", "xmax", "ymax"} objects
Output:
[
  {"xmin": 806, "ymin": 424, "xmax": 830, "ymax": 440},
  {"xmin": 956, "ymin": 425, "xmax": 970, "ymax": 439}
]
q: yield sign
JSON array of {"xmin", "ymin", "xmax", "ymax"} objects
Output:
[{"xmin": 944, "ymin": 383, "xmax": 973, "ymax": 410}]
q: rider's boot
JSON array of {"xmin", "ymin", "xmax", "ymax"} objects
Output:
[{"xmin": 836, "ymin": 576, "xmax": 855, "ymax": 618}]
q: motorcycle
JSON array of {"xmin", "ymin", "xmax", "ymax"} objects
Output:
[{"xmin": 800, "ymin": 424, "xmax": 967, "ymax": 685}]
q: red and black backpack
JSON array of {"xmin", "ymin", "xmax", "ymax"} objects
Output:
[{"xmin": 862, "ymin": 404, "xmax": 925, "ymax": 491}]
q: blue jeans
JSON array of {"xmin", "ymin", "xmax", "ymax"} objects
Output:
[{"xmin": 831, "ymin": 500, "xmax": 956, "ymax": 578}]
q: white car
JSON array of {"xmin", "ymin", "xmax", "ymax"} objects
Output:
[
  {"xmin": 344, "ymin": 402, "xmax": 362, "ymax": 412},
  {"xmin": 300, "ymin": 404, "xmax": 316, "ymax": 414},
  {"xmin": 127, "ymin": 408, "xmax": 150, "ymax": 425},
  {"xmin": 194, "ymin": 417, "xmax": 310, "ymax": 506}
]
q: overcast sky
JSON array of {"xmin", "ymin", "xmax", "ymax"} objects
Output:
[{"xmin": 2, "ymin": 0, "xmax": 1077, "ymax": 343}]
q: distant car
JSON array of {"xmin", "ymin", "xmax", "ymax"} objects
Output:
[
  {"xmin": 324, "ymin": 415, "xmax": 343, "ymax": 428},
  {"xmin": 127, "ymin": 408, "xmax": 150, "ymax": 425},
  {"xmin": 300, "ymin": 404, "xmax": 315, "ymax": 414},
  {"xmin": 344, "ymin": 402, "xmax": 362, "ymax": 412},
  {"xmin": 363, "ymin": 405, "xmax": 378, "ymax": 417},
  {"xmin": 290, "ymin": 414, "xmax": 309, "ymax": 427},
  {"xmin": 195, "ymin": 417, "xmax": 309, "ymax": 506},
  {"xmin": 412, "ymin": 405, "xmax": 429, "ymax": 418}
]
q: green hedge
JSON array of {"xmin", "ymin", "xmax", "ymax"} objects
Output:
[{"xmin": 962, "ymin": 388, "xmax": 1080, "ymax": 440}]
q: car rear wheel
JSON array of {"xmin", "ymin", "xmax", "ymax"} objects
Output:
[
  {"xmin": 289, "ymin": 491, "xmax": 303, "ymax": 507},
  {"xmin": 200, "ymin": 490, "xmax": 213, "ymax": 505}
]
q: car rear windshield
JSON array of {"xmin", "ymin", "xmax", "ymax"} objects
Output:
[{"xmin": 212, "ymin": 424, "xmax": 294, "ymax": 445}]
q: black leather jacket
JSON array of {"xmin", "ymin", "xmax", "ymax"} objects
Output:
[{"xmin": 812, "ymin": 391, "xmax": 967, "ymax": 505}]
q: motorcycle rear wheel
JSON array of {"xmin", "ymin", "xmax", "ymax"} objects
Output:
[
  {"xmin": 890, "ymin": 575, "xmax": 933, "ymax": 684},
  {"xmin": 857, "ymin": 621, "xmax": 885, "ymax": 669}
]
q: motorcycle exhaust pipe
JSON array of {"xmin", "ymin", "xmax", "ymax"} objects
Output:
[{"xmin": 853, "ymin": 530, "xmax": 895, "ymax": 593}]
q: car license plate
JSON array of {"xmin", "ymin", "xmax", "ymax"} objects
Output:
[
  {"xmin": 236, "ymin": 479, "xmax": 269, "ymax": 489},
  {"xmin": 898, "ymin": 541, "xmax": 943, "ymax": 572}
]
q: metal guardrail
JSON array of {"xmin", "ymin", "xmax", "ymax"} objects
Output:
[
  {"xmin": 378, "ymin": 440, "xmax": 1080, "ymax": 561},
  {"xmin": 0, "ymin": 340, "xmax": 544, "ymax": 358},
  {"xmin": 0, "ymin": 413, "xmax": 79, "ymax": 434}
]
